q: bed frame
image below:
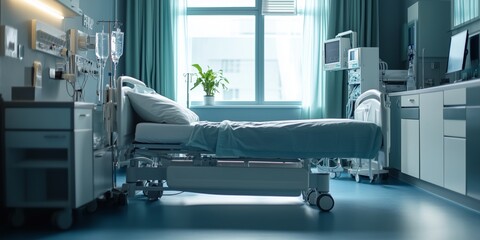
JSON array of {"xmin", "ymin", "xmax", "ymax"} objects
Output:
[{"xmin": 114, "ymin": 76, "xmax": 387, "ymax": 212}]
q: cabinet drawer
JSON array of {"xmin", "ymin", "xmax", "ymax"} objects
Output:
[
  {"xmin": 444, "ymin": 120, "xmax": 466, "ymax": 138},
  {"xmin": 444, "ymin": 88, "xmax": 466, "ymax": 106},
  {"xmin": 401, "ymin": 95, "xmax": 419, "ymax": 107},
  {"xmin": 74, "ymin": 108, "xmax": 92, "ymax": 130},
  {"xmin": 5, "ymin": 108, "xmax": 71, "ymax": 129},
  {"xmin": 401, "ymin": 107, "xmax": 419, "ymax": 120},
  {"xmin": 6, "ymin": 131, "xmax": 71, "ymax": 148}
]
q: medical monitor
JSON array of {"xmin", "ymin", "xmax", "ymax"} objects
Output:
[
  {"xmin": 323, "ymin": 37, "xmax": 351, "ymax": 71},
  {"xmin": 446, "ymin": 30, "xmax": 469, "ymax": 74}
]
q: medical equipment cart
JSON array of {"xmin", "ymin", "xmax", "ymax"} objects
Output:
[{"xmin": 3, "ymin": 101, "xmax": 105, "ymax": 229}]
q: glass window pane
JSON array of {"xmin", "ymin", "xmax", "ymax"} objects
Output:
[
  {"xmin": 264, "ymin": 16, "xmax": 303, "ymax": 101},
  {"xmin": 187, "ymin": 0, "xmax": 255, "ymax": 8},
  {"xmin": 187, "ymin": 15, "xmax": 256, "ymax": 101},
  {"xmin": 454, "ymin": 0, "xmax": 479, "ymax": 26}
]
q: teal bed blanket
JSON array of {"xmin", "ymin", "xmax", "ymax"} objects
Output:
[{"xmin": 186, "ymin": 119, "xmax": 382, "ymax": 159}]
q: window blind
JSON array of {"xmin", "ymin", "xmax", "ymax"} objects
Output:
[
  {"xmin": 453, "ymin": 0, "xmax": 479, "ymax": 26},
  {"xmin": 261, "ymin": 0, "xmax": 297, "ymax": 15}
]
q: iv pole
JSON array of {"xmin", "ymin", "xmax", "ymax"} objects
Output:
[{"xmin": 96, "ymin": 18, "xmax": 123, "ymax": 190}]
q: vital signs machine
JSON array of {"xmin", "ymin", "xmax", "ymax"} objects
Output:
[
  {"xmin": 346, "ymin": 47, "xmax": 380, "ymax": 118},
  {"xmin": 322, "ymin": 30, "xmax": 380, "ymax": 118}
]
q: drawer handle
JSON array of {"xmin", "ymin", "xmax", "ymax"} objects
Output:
[
  {"xmin": 409, "ymin": 99, "xmax": 415, "ymax": 103},
  {"xmin": 44, "ymin": 135, "xmax": 66, "ymax": 139},
  {"xmin": 79, "ymin": 114, "xmax": 90, "ymax": 117}
]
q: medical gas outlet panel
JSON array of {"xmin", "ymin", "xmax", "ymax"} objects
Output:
[{"xmin": 31, "ymin": 20, "xmax": 66, "ymax": 58}]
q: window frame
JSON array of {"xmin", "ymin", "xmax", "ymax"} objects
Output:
[{"xmin": 186, "ymin": 0, "xmax": 302, "ymax": 106}]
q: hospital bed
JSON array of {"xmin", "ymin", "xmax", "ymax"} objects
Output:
[{"xmin": 115, "ymin": 76, "xmax": 384, "ymax": 212}]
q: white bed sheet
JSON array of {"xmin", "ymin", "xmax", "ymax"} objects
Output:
[{"xmin": 134, "ymin": 122, "xmax": 195, "ymax": 144}]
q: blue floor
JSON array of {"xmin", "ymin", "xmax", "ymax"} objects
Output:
[{"xmin": 2, "ymin": 173, "xmax": 480, "ymax": 240}]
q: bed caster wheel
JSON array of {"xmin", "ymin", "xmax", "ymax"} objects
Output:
[
  {"xmin": 306, "ymin": 189, "xmax": 317, "ymax": 206},
  {"xmin": 143, "ymin": 181, "xmax": 163, "ymax": 201},
  {"xmin": 329, "ymin": 172, "xmax": 336, "ymax": 179},
  {"xmin": 146, "ymin": 190, "xmax": 163, "ymax": 201},
  {"xmin": 9, "ymin": 208, "xmax": 25, "ymax": 227},
  {"xmin": 316, "ymin": 193, "xmax": 334, "ymax": 212},
  {"xmin": 369, "ymin": 175, "xmax": 377, "ymax": 184},
  {"xmin": 51, "ymin": 209, "xmax": 73, "ymax": 230},
  {"xmin": 302, "ymin": 189, "xmax": 315, "ymax": 202},
  {"xmin": 355, "ymin": 174, "xmax": 361, "ymax": 183},
  {"xmin": 301, "ymin": 190, "xmax": 308, "ymax": 201}
]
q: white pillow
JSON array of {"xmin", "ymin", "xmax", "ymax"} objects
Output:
[{"xmin": 127, "ymin": 91, "xmax": 199, "ymax": 124}]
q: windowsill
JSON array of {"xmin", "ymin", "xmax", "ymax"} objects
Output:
[{"xmin": 190, "ymin": 104, "xmax": 302, "ymax": 109}]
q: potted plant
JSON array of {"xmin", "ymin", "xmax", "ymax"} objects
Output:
[{"xmin": 191, "ymin": 63, "xmax": 229, "ymax": 105}]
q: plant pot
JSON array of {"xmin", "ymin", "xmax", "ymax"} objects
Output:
[{"xmin": 204, "ymin": 95, "xmax": 215, "ymax": 106}]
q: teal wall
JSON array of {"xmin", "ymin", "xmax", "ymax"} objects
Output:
[{"xmin": 0, "ymin": 0, "xmax": 116, "ymax": 102}]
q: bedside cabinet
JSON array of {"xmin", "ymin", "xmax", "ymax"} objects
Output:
[{"xmin": 4, "ymin": 101, "xmax": 95, "ymax": 229}]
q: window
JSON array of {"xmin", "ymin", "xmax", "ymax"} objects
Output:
[
  {"xmin": 188, "ymin": 15, "xmax": 256, "ymax": 101},
  {"xmin": 453, "ymin": 0, "xmax": 479, "ymax": 27},
  {"xmin": 183, "ymin": 0, "xmax": 303, "ymax": 104},
  {"xmin": 264, "ymin": 15, "xmax": 303, "ymax": 101}
]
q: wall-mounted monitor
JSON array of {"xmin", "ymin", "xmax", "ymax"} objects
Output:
[
  {"xmin": 446, "ymin": 30, "xmax": 469, "ymax": 74},
  {"xmin": 323, "ymin": 37, "xmax": 351, "ymax": 71}
]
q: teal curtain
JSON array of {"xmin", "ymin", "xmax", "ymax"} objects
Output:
[
  {"xmin": 328, "ymin": 0, "xmax": 378, "ymax": 47},
  {"xmin": 302, "ymin": 0, "xmax": 378, "ymax": 119},
  {"xmin": 125, "ymin": 0, "xmax": 186, "ymax": 100},
  {"xmin": 326, "ymin": 0, "xmax": 379, "ymax": 118},
  {"xmin": 301, "ymin": 0, "xmax": 330, "ymax": 119}
]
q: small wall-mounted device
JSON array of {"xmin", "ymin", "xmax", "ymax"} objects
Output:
[
  {"xmin": 33, "ymin": 61, "xmax": 43, "ymax": 88},
  {"xmin": 0, "ymin": 25, "xmax": 18, "ymax": 59},
  {"xmin": 66, "ymin": 29, "xmax": 95, "ymax": 55}
]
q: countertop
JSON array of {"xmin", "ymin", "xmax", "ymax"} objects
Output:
[{"xmin": 389, "ymin": 78, "xmax": 480, "ymax": 96}]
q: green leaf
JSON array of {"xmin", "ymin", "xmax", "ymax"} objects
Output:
[{"xmin": 189, "ymin": 63, "xmax": 229, "ymax": 96}]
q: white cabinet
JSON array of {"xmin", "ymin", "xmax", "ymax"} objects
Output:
[
  {"xmin": 400, "ymin": 94, "xmax": 420, "ymax": 178},
  {"xmin": 419, "ymin": 91, "xmax": 444, "ymax": 186},
  {"xmin": 444, "ymin": 137, "xmax": 466, "ymax": 194},
  {"xmin": 401, "ymin": 119, "xmax": 419, "ymax": 177},
  {"xmin": 391, "ymin": 83, "xmax": 480, "ymax": 210},
  {"xmin": 4, "ymin": 101, "xmax": 95, "ymax": 229},
  {"xmin": 443, "ymin": 88, "xmax": 467, "ymax": 194}
]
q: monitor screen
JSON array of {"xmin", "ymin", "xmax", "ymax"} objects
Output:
[
  {"xmin": 446, "ymin": 30, "xmax": 469, "ymax": 74},
  {"xmin": 324, "ymin": 40, "xmax": 340, "ymax": 64}
]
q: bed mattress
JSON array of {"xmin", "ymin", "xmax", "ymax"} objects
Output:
[
  {"xmin": 134, "ymin": 119, "xmax": 382, "ymax": 159},
  {"xmin": 134, "ymin": 122, "xmax": 195, "ymax": 144}
]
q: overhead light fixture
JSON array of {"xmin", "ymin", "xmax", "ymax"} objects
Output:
[{"xmin": 24, "ymin": 0, "xmax": 64, "ymax": 20}]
